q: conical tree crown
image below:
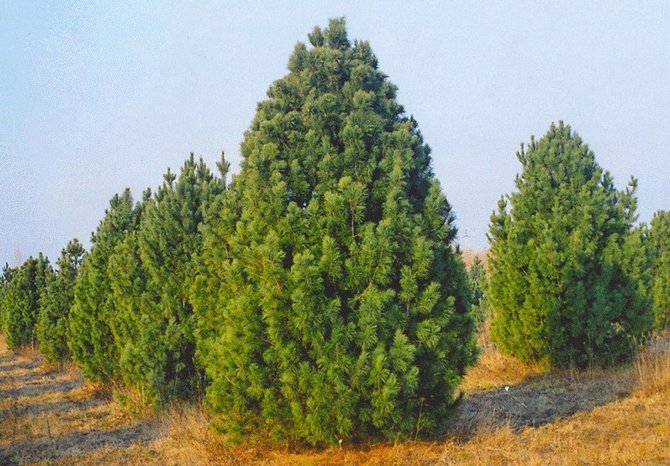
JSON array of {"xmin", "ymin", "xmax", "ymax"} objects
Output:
[
  {"xmin": 36, "ymin": 239, "xmax": 86, "ymax": 363},
  {"xmin": 488, "ymin": 122, "xmax": 651, "ymax": 368},
  {"xmin": 109, "ymin": 154, "xmax": 227, "ymax": 404},
  {"xmin": 467, "ymin": 257, "xmax": 489, "ymax": 327},
  {"xmin": 195, "ymin": 18, "xmax": 475, "ymax": 445},
  {"xmin": 69, "ymin": 189, "xmax": 138, "ymax": 381},
  {"xmin": 0, "ymin": 264, "xmax": 16, "ymax": 333}
]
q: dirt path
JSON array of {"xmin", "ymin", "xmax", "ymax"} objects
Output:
[{"xmin": 0, "ymin": 343, "xmax": 158, "ymax": 465}]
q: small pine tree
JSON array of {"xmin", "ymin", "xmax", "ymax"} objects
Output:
[
  {"xmin": 487, "ymin": 122, "xmax": 652, "ymax": 368},
  {"xmin": 36, "ymin": 239, "xmax": 86, "ymax": 364},
  {"xmin": 194, "ymin": 19, "xmax": 476, "ymax": 445},
  {"xmin": 69, "ymin": 189, "xmax": 138, "ymax": 381},
  {"xmin": 467, "ymin": 257, "xmax": 489, "ymax": 328},
  {"xmin": 650, "ymin": 210, "xmax": 670, "ymax": 328},
  {"xmin": 4, "ymin": 254, "xmax": 54, "ymax": 350},
  {"xmin": 107, "ymin": 189, "xmax": 152, "ymax": 398},
  {"xmin": 109, "ymin": 154, "xmax": 228, "ymax": 405},
  {"xmin": 0, "ymin": 264, "xmax": 16, "ymax": 334},
  {"xmin": 621, "ymin": 223, "xmax": 654, "ymax": 327}
]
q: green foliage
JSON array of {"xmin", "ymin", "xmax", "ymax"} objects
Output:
[
  {"xmin": 4, "ymin": 254, "xmax": 54, "ymax": 350},
  {"xmin": 107, "ymin": 191, "xmax": 152, "ymax": 397},
  {"xmin": 487, "ymin": 122, "xmax": 652, "ymax": 368},
  {"xmin": 36, "ymin": 239, "xmax": 86, "ymax": 364},
  {"xmin": 0, "ymin": 264, "xmax": 16, "ymax": 334},
  {"xmin": 194, "ymin": 18, "xmax": 476, "ymax": 445},
  {"xmin": 621, "ymin": 223, "xmax": 654, "ymax": 325},
  {"xmin": 69, "ymin": 189, "xmax": 139, "ymax": 382},
  {"xmin": 109, "ymin": 154, "xmax": 228, "ymax": 405},
  {"xmin": 650, "ymin": 211, "xmax": 670, "ymax": 328},
  {"xmin": 467, "ymin": 257, "xmax": 489, "ymax": 328}
]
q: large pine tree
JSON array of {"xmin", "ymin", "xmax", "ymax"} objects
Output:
[
  {"xmin": 194, "ymin": 19, "xmax": 475, "ymax": 444},
  {"xmin": 487, "ymin": 122, "xmax": 652, "ymax": 368},
  {"xmin": 36, "ymin": 239, "xmax": 86, "ymax": 364}
]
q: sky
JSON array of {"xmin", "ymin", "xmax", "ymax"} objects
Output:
[{"xmin": 1, "ymin": 1, "xmax": 669, "ymax": 266}]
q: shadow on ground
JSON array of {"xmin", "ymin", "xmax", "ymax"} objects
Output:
[
  {"xmin": 0, "ymin": 355, "xmax": 17, "ymax": 364},
  {"xmin": 0, "ymin": 370, "xmax": 61, "ymax": 386},
  {"xmin": 448, "ymin": 370, "xmax": 630, "ymax": 439},
  {"xmin": 0, "ymin": 359, "xmax": 41, "ymax": 373},
  {"xmin": 0, "ymin": 423, "xmax": 159, "ymax": 465},
  {"xmin": 0, "ymin": 379, "xmax": 82, "ymax": 401},
  {"xmin": 0, "ymin": 343, "xmax": 160, "ymax": 465},
  {"xmin": 0, "ymin": 397, "xmax": 108, "ymax": 422}
]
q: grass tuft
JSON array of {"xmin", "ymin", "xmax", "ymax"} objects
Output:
[{"xmin": 634, "ymin": 332, "xmax": 670, "ymax": 396}]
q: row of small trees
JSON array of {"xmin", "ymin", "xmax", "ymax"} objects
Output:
[
  {"xmin": 0, "ymin": 19, "xmax": 668, "ymax": 445},
  {"xmin": 66, "ymin": 156, "xmax": 228, "ymax": 405}
]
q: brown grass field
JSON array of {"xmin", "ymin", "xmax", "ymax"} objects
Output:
[{"xmin": 1, "ymin": 330, "xmax": 669, "ymax": 465}]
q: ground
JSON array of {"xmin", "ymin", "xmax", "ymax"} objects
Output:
[{"xmin": 0, "ymin": 334, "xmax": 668, "ymax": 465}]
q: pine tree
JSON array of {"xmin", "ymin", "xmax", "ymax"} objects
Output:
[
  {"xmin": 4, "ymin": 254, "xmax": 53, "ymax": 350},
  {"xmin": 487, "ymin": 122, "xmax": 652, "ymax": 368},
  {"xmin": 650, "ymin": 210, "xmax": 670, "ymax": 328},
  {"xmin": 0, "ymin": 264, "xmax": 15, "ymax": 334},
  {"xmin": 0, "ymin": 264, "xmax": 16, "ymax": 334},
  {"xmin": 109, "ymin": 154, "xmax": 228, "ymax": 405},
  {"xmin": 194, "ymin": 19, "xmax": 476, "ymax": 445},
  {"xmin": 107, "ymin": 189, "xmax": 152, "ymax": 398},
  {"xmin": 467, "ymin": 257, "xmax": 489, "ymax": 328},
  {"xmin": 69, "ymin": 189, "xmax": 138, "ymax": 381},
  {"xmin": 621, "ymin": 223, "xmax": 654, "ymax": 328},
  {"xmin": 36, "ymin": 239, "xmax": 86, "ymax": 364}
]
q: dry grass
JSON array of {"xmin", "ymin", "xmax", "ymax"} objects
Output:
[
  {"xmin": 140, "ymin": 381, "xmax": 670, "ymax": 466},
  {"xmin": 15, "ymin": 342, "xmax": 41, "ymax": 361},
  {"xmin": 440, "ymin": 336, "xmax": 670, "ymax": 465},
  {"xmin": 150, "ymin": 404, "xmax": 230, "ymax": 465},
  {"xmin": 458, "ymin": 345, "xmax": 544, "ymax": 394},
  {"xmin": 0, "ymin": 337, "xmax": 157, "ymax": 465},
  {"xmin": 459, "ymin": 320, "xmax": 546, "ymax": 394},
  {"xmin": 3, "ymin": 332, "xmax": 670, "ymax": 465},
  {"xmin": 634, "ymin": 332, "xmax": 670, "ymax": 396},
  {"xmin": 78, "ymin": 338, "xmax": 668, "ymax": 466},
  {"xmin": 440, "ymin": 386, "xmax": 670, "ymax": 465}
]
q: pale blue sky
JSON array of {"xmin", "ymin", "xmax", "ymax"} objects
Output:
[{"xmin": 1, "ymin": 1, "xmax": 669, "ymax": 266}]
